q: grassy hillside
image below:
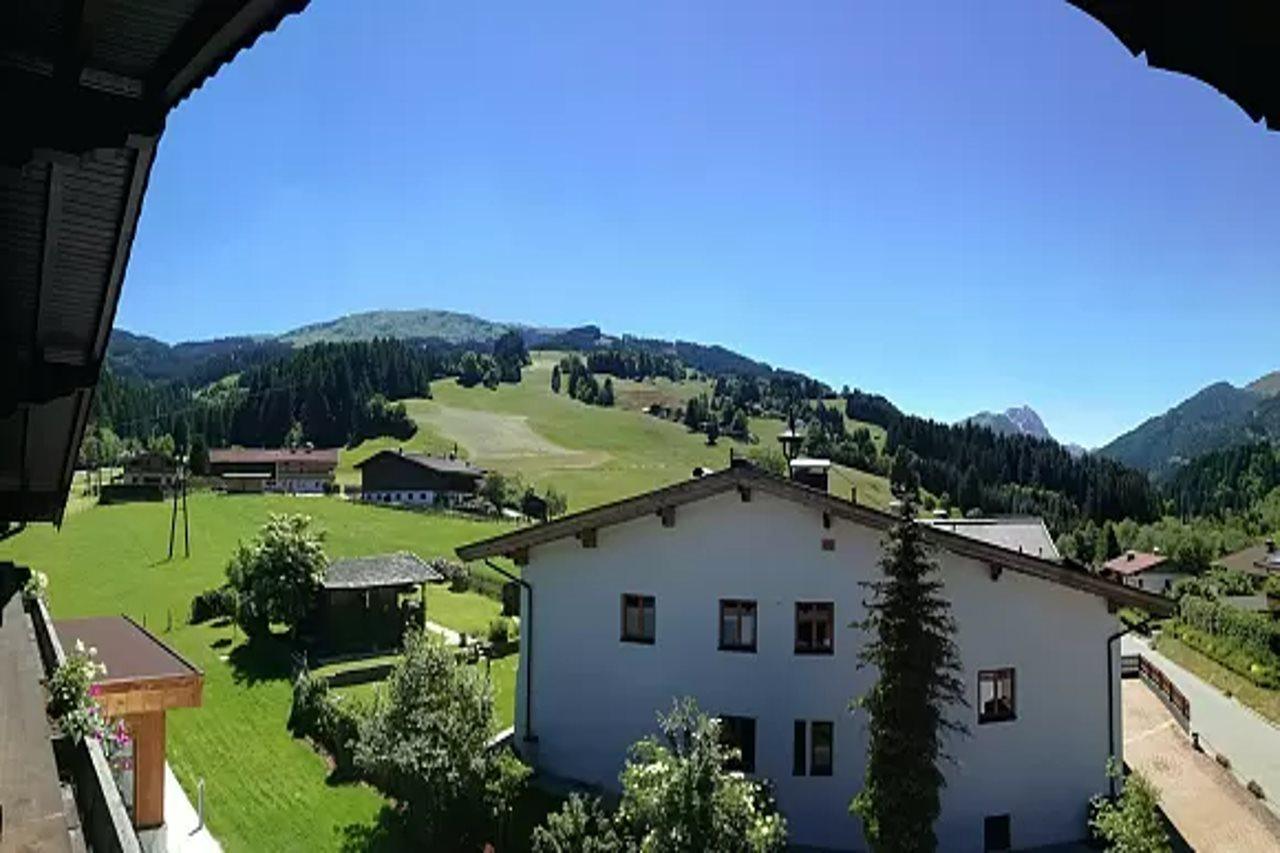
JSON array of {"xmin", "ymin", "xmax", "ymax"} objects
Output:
[
  {"xmin": 0, "ymin": 495, "xmax": 512, "ymax": 852},
  {"xmin": 341, "ymin": 353, "xmax": 897, "ymax": 512},
  {"xmin": 280, "ymin": 308, "xmax": 548, "ymax": 347}
]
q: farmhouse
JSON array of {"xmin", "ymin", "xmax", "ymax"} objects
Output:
[
  {"xmin": 355, "ymin": 449, "xmax": 484, "ymax": 506},
  {"xmin": 209, "ymin": 447, "xmax": 338, "ymax": 494},
  {"xmin": 457, "ymin": 462, "xmax": 1171, "ymax": 852},
  {"xmin": 119, "ymin": 451, "xmax": 178, "ymax": 488},
  {"xmin": 1100, "ymin": 550, "xmax": 1181, "ymax": 594}
]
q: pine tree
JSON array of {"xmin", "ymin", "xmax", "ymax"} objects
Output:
[
  {"xmin": 551, "ymin": 365, "xmax": 561, "ymax": 394},
  {"xmin": 600, "ymin": 378, "xmax": 614, "ymax": 407},
  {"xmin": 852, "ymin": 488, "xmax": 967, "ymax": 851}
]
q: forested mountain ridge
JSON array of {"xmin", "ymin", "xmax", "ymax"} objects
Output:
[{"xmin": 1098, "ymin": 377, "xmax": 1280, "ymax": 479}]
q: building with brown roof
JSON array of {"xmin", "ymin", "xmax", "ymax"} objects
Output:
[
  {"xmin": 209, "ymin": 447, "xmax": 338, "ymax": 494},
  {"xmin": 1100, "ymin": 550, "xmax": 1181, "ymax": 594}
]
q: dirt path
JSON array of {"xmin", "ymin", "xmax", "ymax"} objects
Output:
[{"xmin": 1125, "ymin": 680, "xmax": 1280, "ymax": 851}]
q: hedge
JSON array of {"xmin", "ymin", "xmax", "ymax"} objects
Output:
[
  {"xmin": 288, "ymin": 669, "xmax": 362, "ymax": 778},
  {"xmin": 1171, "ymin": 595, "xmax": 1280, "ymax": 688},
  {"xmin": 189, "ymin": 586, "xmax": 237, "ymax": 624}
]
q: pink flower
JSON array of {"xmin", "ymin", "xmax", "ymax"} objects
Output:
[{"xmin": 89, "ymin": 684, "xmax": 102, "ymax": 696}]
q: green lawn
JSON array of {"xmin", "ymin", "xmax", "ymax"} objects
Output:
[
  {"xmin": 0, "ymin": 493, "xmax": 513, "ymax": 852},
  {"xmin": 331, "ymin": 652, "xmax": 517, "ymax": 733},
  {"xmin": 1154, "ymin": 632, "xmax": 1280, "ymax": 725},
  {"xmin": 341, "ymin": 352, "xmax": 897, "ymax": 514}
]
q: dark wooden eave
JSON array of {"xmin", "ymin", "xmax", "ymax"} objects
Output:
[
  {"xmin": 456, "ymin": 465, "xmax": 1175, "ymax": 615},
  {"xmin": 0, "ymin": 0, "xmax": 309, "ymax": 525}
]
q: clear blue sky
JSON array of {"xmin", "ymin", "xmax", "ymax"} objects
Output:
[{"xmin": 117, "ymin": 0, "xmax": 1280, "ymax": 449}]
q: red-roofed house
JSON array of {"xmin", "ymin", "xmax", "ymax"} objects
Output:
[{"xmin": 1100, "ymin": 551, "xmax": 1180, "ymax": 594}]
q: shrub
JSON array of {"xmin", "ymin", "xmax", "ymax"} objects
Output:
[
  {"xmin": 289, "ymin": 669, "xmax": 361, "ymax": 778},
  {"xmin": 189, "ymin": 586, "xmax": 237, "ymax": 624},
  {"xmin": 532, "ymin": 794, "xmax": 623, "ymax": 853},
  {"xmin": 1090, "ymin": 763, "xmax": 1170, "ymax": 853},
  {"xmin": 487, "ymin": 617, "xmax": 515, "ymax": 645},
  {"xmin": 355, "ymin": 632, "xmax": 529, "ymax": 843},
  {"xmin": 1249, "ymin": 780, "xmax": 1266, "ymax": 799},
  {"xmin": 1216, "ymin": 752, "xmax": 1232, "ymax": 770}
]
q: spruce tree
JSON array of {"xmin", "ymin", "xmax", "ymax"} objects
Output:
[
  {"xmin": 852, "ymin": 487, "xmax": 966, "ymax": 852},
  {"xmin": 551, "ymin": 364, "xmax": 561, "ymax": 394}
]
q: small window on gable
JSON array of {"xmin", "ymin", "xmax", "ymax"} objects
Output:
[
  {"xmin": 719, "ymin": 600, "xmax": 757, "ymax": 652},
  {"xmin": 978, "ymin": 668, "xmax": 1016, "ymax": 724},
  {"xmin": 795, "ymin": 602, "xmax": 835, "ymax": 655},
  {"xmin": 621, "ymin": 594, "xmax": 655, "ymax": 644},
  {"xmin": 719, "ymin": 715, "xmax": 756, "ymax": 773}
]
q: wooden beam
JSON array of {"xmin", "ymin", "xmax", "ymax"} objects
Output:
[
  {"xmin": 737, "ymin": 485, "xmax": 751, "ymax": 503},
  {"xmin": 822, "ymin": 511, "xmax": 831, "ymax": 529},
  {"xmin": 578, "ymin": 528, "xmax": 597, "ymax": 549},
  {"xmin": 125, "ymin": 711, "xmax": 166, "ymax": 829},
  {"xmin": 989, "ymin": 563, "xmax": 1003, "ymax": 582},
  {"xmin": 511, "ymin": 547, "xmax": 529, "ymax": 566},
  {"xmin": 659, "ymin": 506, "xmax": 676, "ymax": 528}
]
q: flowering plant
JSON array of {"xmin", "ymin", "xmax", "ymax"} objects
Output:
[
  {"xmin": 49, "ymin": 639, "xmax": 109, "ymax": 742},
  {"xmin": 22, "ymin": 570, "xmax": 48, "ymax": 603}
]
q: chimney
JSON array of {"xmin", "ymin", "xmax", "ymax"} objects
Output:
[{"xmin": 1126, "ymin": 551, "xmax": 1135, "ymax": 561}]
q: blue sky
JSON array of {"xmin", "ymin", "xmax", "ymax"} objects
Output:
[{"xmin": 117, "ymin": 1, "xmax": 1280, "ymax": 449}]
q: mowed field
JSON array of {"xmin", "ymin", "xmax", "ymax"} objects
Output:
[
  {"xmin": 340, "ymin": 352, "xmax": 897, "ymax": 512},
  {"xmin": 0, "ymin": 494, "xmax": 513, "ymax": 852}
]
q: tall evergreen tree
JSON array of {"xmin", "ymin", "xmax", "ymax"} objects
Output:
[
  {"xmin": 550, "ymin": 364, "xmax": 561, "ymax": 394},
  {"xmin": 852, "ymin": 488, "xmax": 966, "ymax": 851}
]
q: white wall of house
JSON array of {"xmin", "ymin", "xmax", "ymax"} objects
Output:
[
  {"xmin": 1123, "ymin": 570, "xmax": 1181, "ymax": 595},
  {"xmin": 360, "ymin": 489, "xmax": 451, "ymax": 505},
  {"xmin": 513, "ymin": 489, "xmax": 1119, "ymax": 852}
]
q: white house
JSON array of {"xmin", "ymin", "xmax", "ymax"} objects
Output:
[
  {"xmin": 458, "ymin": 463, "xmax": 1172, "ymax": 852},
  {"xmin": 1100, "ymin": 551, "xmax": 1182, "ymax": 595}
]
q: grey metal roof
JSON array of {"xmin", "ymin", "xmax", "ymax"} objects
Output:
[
  {"xmin": 921, "ymin": 517, "xmax": 1061, "ymax": 562},
  {"xmin": 1, "ymin": 0, "xmax": 309, "ymax": 524},
  {"xmin": 323, "ymin": 552, "xmax": 446, "ymax": 591}
]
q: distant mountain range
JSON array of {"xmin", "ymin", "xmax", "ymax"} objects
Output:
[{"xmin": 1096, "ymin": 374, "xmax": 1280, "ymax": 479}]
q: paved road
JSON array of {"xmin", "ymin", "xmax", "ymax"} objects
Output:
[
  {"xmin": 1124, "ymin": 634, "xmax": 1280, "ymax": 815},
  {"xmin": 1124, "ymin": 680, "xmax": 1280, "ymax": 851}
]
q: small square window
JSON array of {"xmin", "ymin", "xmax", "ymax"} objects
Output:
[
  {"xmin": 978, "ymin": 668, "xmax": 1016, "ymax": 724},
  {"xmin": 719, "ymin": 600, "xmax": 757, "ymax": 652},
  {"xmin": 719, "ymin": 715, "xmax": 756, "ymax": 773},
  {"xmin": 795, "ymin": 602, "xmax": 835, "ymax": 655},
  {"xmin": 984, "ymin": 814, "xmax": 1011, "ymax": 852},
  {"xmin": 621, "ymin": 594, "xmax": 655, "ymax": 644}
]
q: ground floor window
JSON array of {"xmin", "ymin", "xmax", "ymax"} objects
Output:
[
  {"xmin": 719, "ymin": 715, "xmax": 756, "ymax": 773},
  {"xmin": 792, "ymin": 720, "xmax": 833, "ymax": 776},
  {"xmin": 984, "ymin": 814, "xmax": 1011, "ymax": 851}
]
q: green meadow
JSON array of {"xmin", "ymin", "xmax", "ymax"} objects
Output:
[{"xmin": 0, "ymin": 493, "xmax": 511, "ymax": 852}]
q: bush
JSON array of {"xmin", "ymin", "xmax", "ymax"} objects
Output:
[
  {"xmin": 532, "ymin": 794, "xmax": 622, "ymax": 853},
  {"xmin": 1090, "ymin": 764, "xmax": 1169, "ymax": 853},
  {"xmin": 1168, "ymin": 600, "xmax": 1280, "ymax": 688},
  {"xmin": 288, "ymin": 669, "xmax": 361, "ymax": 778},
  {"xmin": 225, "ymin": 514, "xmax": 327, "ymax": 638},
  {"xmin": 190, "ymin": 586, "xmax": 237, "ymax": 624},
  {"xmin": 487, "ymin": 617, "xmax": 515, "ymax": 644},
  {"xmin": 1249, "ymin": 779, "xmax": 1266, "ymax": 799}
]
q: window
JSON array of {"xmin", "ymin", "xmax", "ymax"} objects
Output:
[
  {"xmin": 719, "ymin": 715, "xmax": 756, "ymax": 772},
  {"xmin": 983, "ymin": 814, "xmax": 1011, "ymax": 852},
  {"xmin": 795, "ymin": 602, "xmax": 835, "ymax": 655},
  {"xmin": 978, "ymin": 668, "xmax": 1016, "ymax": 724},
  {"xmin": 792, "ymin": 721, "xmax": 833, "ymax": 776},
  {"xmin": 621, "ymin": 594, "xmax": 655, "ymax": 644},
  {"xmin": 719, "ymin": 599, "xmax": 757, "ymax": 652}
]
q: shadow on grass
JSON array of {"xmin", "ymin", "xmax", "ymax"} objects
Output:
[
  {"xmin": 227, "ymin": 632, "xmax": 295, "ymax": 685},
  {"xmin": 337, "ymin": 805, "xmax": 414, "ymax": 852},
  {"xmin": 209, "ymin": 637, "xmax": 231, "ymax": 649}
]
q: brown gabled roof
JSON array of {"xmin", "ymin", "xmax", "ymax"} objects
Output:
[
  {"xmin": 355, "ymin": 449, "xmax": 485, "ymax": 477},
  {"xmin": 209, "ymin": 447, "xmax": 339, "ymax": 465},
  {"xmin": 456, "ymin": 464, "xmax": 1174, "ymax": 615},
  {"xmin": 1101, "ymin": 551, "xmax": 1168, "ymax": 576}
]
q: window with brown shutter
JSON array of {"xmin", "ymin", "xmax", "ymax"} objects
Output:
[{"xmin": 794, "ymin": 602, "xmax": 834, "ymax": 655}]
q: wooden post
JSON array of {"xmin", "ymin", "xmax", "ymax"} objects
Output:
[{"xmin": 125, "ymin": 711, "xmax": 166, "ymax": 829}]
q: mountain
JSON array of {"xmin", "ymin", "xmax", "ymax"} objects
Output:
[
  {"xmin": 964, "ymin": 406, "xmax": 1054, "ymax": 442},
  {"xmin": 107, "ymin": 330, "xmax": 290, "ymax": 384},
  {"xmin": 1098, "ymin": 376, "xmax": 1280, "ymax": 478},
  {"xmin": 279, "ymin": 308, "xmax": 563, "ymax": 347}
]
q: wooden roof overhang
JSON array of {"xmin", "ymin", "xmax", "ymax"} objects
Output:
[
  {"xmin": 54, "ymin": 616, "xmax": 202, "ymax": 716},
  {"xmin": 457, "ymin": 464, "xmax": 1175, "ymax": 616},
  {"xmin": 1, "ymin": 0, "xmax": 309, "ymax": 526}
]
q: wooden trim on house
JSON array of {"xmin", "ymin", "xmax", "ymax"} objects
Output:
[{"xmin": 455, "ymin": 465, "xmax": 1175, "ymax": 615}]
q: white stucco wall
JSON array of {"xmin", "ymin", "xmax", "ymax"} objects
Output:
[{"xmin": 512, "ymin": 489, "xmax": 1121, "ymax": 851}]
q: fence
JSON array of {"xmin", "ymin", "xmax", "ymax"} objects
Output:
[{"xmin": 1121, "ymin": 652, "xmax": 1191, "ymax": 731}]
